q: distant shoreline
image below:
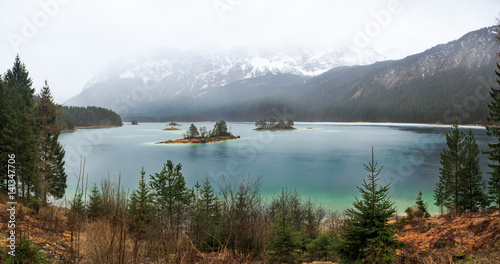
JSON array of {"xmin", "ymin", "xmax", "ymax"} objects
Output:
[
  {"xmin": 123, "ymin": 121, "xmax": 487, "ymax": 127},
  {"xmin": 253, "ymin": 127, "xmax": 297, "ymax": 131},
  {"xmin": 61, "ymin": 124, "xmax": 122, "ymax": 133}
]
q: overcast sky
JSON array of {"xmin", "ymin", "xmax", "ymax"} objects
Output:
[{"xmin": 1, "ymin": 0, "xmax": 499, "ymax": 103}]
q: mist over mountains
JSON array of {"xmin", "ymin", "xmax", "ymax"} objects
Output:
[{"xmin": 66, "ymin": 26, "xmax": 499, "ymax": 124}]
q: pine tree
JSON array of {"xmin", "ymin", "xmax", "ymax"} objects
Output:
[
  {"xmin": 336, "ymin": 148, "xmax": 404, "ymax": 263},
  {"xmin": 129, "ymin": 167, "xmax": 153, "ymax": 262},
  {"xmin": 48, "ymin": 138, "xmax": 67, "ymax": 199},
  {"xmin": 0, "ymin": 77, "xmax": 11, "ymax": 188},
  {"xmin": 2, "ymin": 55, "xmax": 37, "ymax": 201},
  {"xmin": 149, "ymin": 160, "xmax": 193, "ymax": 240},
  {"xmin": 486, "ymin": 59, "xmax": 500, "ymax": 207},
  {"xmin": 35, "ymin": 80, "xmax": 67, "ymax": 202},
  {"xmin": 87, "ymin": 184, "xmax": 102, "ymax": 219},
  {"xmin": 436, "ymin": 125, "xmax": 489, "ymax": 213},
  {"xmin": 414, "ymin": 191, "xmax": 431, "ymax": 220},
  {"xmin": 462, "ymin": 130, "xmax": 489, "ymax": 211},
  {"xmin": 188, "ymin": 177, "xmax": 222, "ymax": 251},
  {"xmin": 433, "ymin": 179, "xmax": 447, "ymax": 215},
  {"xmin": 213, "ymin": 120, "xmax": 228, "ymax": 136},
  {"xmin": 188, "ymin": 123, "xmax": 199, "ymax": 138},
  {"xmin": 267, "ymin": 188, "xmax": 300, "ymax": 263},
  {"xmin": 436, "ymin": 123, "xmax": 464, "ymax": 214}
]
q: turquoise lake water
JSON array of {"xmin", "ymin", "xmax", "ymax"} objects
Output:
[{"xmin": 58, "ymin": 122, "xmax": 492, "ymax": 214}]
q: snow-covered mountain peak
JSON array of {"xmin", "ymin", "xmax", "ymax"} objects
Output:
[{"xmin": 82, "ymin": 45, "xmax": 401, "ymax": 92}]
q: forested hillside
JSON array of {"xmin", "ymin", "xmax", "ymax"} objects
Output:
[{"xmin": 57, "ymin": 106, "xmax": 122, "ymax": 131}]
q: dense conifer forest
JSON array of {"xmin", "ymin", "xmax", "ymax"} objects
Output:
[{"xmin": 57, "ymin": 105, "xmax": 122, "ymax": 131}]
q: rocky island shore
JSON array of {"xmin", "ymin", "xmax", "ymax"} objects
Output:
[{"xmin": 156, "ymin": 120, "xmax": 240, "ymax": 144}]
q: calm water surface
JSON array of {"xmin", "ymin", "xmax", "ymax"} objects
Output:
[{"xmin": 58, "ymin": 122, "xmax": 492, "ymax": 214}]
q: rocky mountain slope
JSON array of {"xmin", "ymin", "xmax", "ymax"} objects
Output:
[
  {"xmin": 65, "ymin": 45, "xmax": 398, "ymax": 118},
  {"xmin": 296, "ymin": 26, "xmax": 498, "ymax": 123}
]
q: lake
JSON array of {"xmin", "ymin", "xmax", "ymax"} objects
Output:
[{"xmin": 58, "ymin": 122, "xmax": 492, "ymax": 214}]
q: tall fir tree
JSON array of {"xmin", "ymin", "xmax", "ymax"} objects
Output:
[
  {"xmin": 436, "ymin": 123, "xmax": 464, "ymax": 214},
  {"xmin": 35, "ymin": 80, "xmax": 67, "ymax": 202},
  {"xmin": 129, "ymin": 167, "xmax": 154, "ymax": 262},
  {"xmin": 436, "ymin": 125, "xmax": 488, "ymax": 213},
  {"xmin": 486, "ymin": 60, "xmax": 500, "ymax": 207},
  {"xmin": 0, "ymin": 76, "xmax": 10, "ymax": 188},
  {"xmin": 462, "ymin": 130, "xmax": 489, "ymax": 211},
  {"xmin": 2, "ymin": 55, "xmax": 37, "ymax": 201},
  {"xmin": 336, "ymin": 148, "xmax": 404, "ymax": 263}
]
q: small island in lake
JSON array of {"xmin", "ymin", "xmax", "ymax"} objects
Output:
[
  {"xmin": 163, "ymin": 121, "xmax": 181, "ymax": 130},
  {"xmin": 157, "ymin": 120, "xmax": 240, "ymax": 144},
  {"xmin": 131, "ymin": 120, "xmax": 138, "ymax": 125},
  {"xmin": 254, "ymin": 118, "xmax": 296, "ymax": 131},
  {"xmin": 166, "ymin": 121, "xmax": 181, "ymax": 126}
]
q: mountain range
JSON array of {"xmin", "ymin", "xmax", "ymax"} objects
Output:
[{"xmin": 65, "ymin": 26, "xmax": 499, "ymax": 124}]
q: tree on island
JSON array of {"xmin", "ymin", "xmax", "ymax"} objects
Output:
[
  {"xmin": 213, "ymin": 120, "xmax": 229, "ymax": 136},
  {"xmin": 188, "ymin": 124, "xmax": 199, "ymax": 138},
  {"xmin": 185, "ymin": 121, "xmax": 233, "ymax": 139},
  {"xmin": 169, "ymin": 121, "xmax": 179, "ymax": 126},
  {"xmin": 255, "ymin": 119, "xmax": 294, "ymax": 130},
  {"xmin": 335, "ymin": 148, "xmax": 404, "ymax": 263}
]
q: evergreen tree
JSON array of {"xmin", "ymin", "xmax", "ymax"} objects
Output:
[
  {"xmin": 129, "ymin": 167, "xmax": 154, "ymax": 262},
  {"xmin": 188, "ymin": 123, "xmax": 199, "ymax": 138},
  {"xmin": 48, "ymin": 138, "xmax": 67, "ymax": 199},
  {"xmin": 213, "ymin": 120, "xmax": 228, "ymax": 136},
  {"xmin": 433, "ymin": 179, "xmax": 447, "ymax": 215},
  {"xmin": 336, "ymin": 148, "xmax": 404, "ymax": 263},
  {"xmin": 462, "ymin": 130, "xmax": 489, "ymax": 211},
  {"xmin": 436, "ymin": 123, "xmax": 464, "ymax": 214},
  {"xmin": 2, "ymin": 55, "xmax": 37, "ymax": 201},
  {"xmin": 486, "ymin": 60, "xmax": 500, "ymax": 207},
  {"xmin": 0, "ymin": 77, "xmax": 11, "ymax": 188},
  {"xmin": 414, "ymin": 191, "xmax": 431, "ymax": 220},
  {"xmin": 87, "ymin": 184, "xmax": 102, "ymax": 219},
  {"xmin": 436, "ymin": 125, "xmax": 488, "ymax": 213},
  {"xmin": 188, "ymin": 177, "xmax": 221, "ymax": 251},
  {"xmin": 149, "ymin": 160, "xmax": 193, "ymax": 240},
  {"xmin": 267, "ymin": 188, "xmax": 300, "ymax": 263},
  {"xmin": 35, "ymin": 80, "xmax": 67, "ymax": 202}
]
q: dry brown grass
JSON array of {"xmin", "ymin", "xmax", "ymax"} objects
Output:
[{"xmin": 395, "ymin": 210, "xmax": 500, "ymax": 263}]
